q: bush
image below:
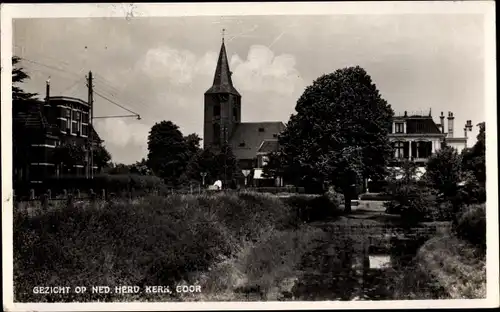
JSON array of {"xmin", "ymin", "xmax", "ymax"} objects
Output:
[
  {"xmin": 13, "ymin": 192, "xmax": 299, "ymax": 302},
  {"xmin": 383, "ymin": 181, "xmax": 439, "ymax": 223},
  {"xmin": 14, "ymin": 174, "xmax": 167, "ymax": 199},
  {"xmin": 281, "ymin": 194, "xmax": 342, "ymax": 223},
  {"xmin": 455, "ymin": 204, "xmax": 486, "ymax": 252}
]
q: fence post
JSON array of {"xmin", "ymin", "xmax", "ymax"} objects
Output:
[
  {"xmin": 47, "ymin": 189, "xmax": 52, "ymax": 200},
  {"xmin": 67, "ymin": 194, "xmax": 74, "ymax": 210},
  {"xmin": 101, "ymin": 189, "xmax": 106, "ymax": 200},
  {"xmin": 190, "ymin": 184, "xmax": 193, "ymax": 195},
  {"xmin": 29, "ymin": 189, "xmax": 35, "ymax": 200},
  {"xmin": 63, "ymin": 189, "xmax": 67, "ymax": 198},
  {"xmin": 76, "ymin": 189, "xmax": 81, "ymax": 198},
  {"xmin": 42, "ymin": 193, "xmax": 49, "ymax": 212}
]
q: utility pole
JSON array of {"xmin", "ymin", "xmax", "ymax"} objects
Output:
[{"xmin": 87, "ymin": 71, "xmax": 94, "ymax": 179}]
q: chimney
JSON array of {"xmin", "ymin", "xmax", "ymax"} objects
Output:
[
  {"xmin": 45, "ymin": 77, "xmax": 51, "ymax": 104},
  {"xmin": 440, "ymin": 112, "xmax": 445, "ymax": 134},
  {"xmin": 447, "ymin": 111, "xmax": 454, "ymax": 138}
]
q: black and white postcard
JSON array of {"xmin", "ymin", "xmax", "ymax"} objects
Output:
[{"xmin": 1, "ymin": 2, "xmax": 497, "ymax": 311}]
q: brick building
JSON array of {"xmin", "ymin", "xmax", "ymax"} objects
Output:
[{"xmin": 13, "ymin": 81, "xmax": 101, "ymax": 184}]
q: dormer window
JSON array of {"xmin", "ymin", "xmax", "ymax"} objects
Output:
[
  {"xmin": 258, "ymin": 127, "xmax": 265, "ymax": 133},
  {"xmin": 239, "ymin": 142, "xmax": 246, "ymax": 147},
  {"xmin": 395, "ymin": 122, "xmax": 404, "ymax": 133}
]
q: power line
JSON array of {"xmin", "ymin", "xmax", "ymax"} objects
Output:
[
  {"xmin": 59, "ymin": 77, "xmax": 85, "ymax": 95},
  {"xmin": 93, "ymin": 89, "xmax": 139, "ymax": 116},
  {"xmin": 18, "ymin": 57, "xmax": 80, "ymax": 78}
]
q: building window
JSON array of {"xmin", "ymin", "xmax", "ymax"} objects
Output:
[
  {"xmin": 82, "ymin": 112, "xmax": 89, "ymax": 123},
  {"xmin": 60, "ymin": 119, "xmax": 67, "ymax": 131},
  {"xmin": 239, "ymin": 142, "xmax": 245, "ymax": 147},
  {"xmin": 72, "ymin": 122, "xmax": 78, "ymax": 134},
  {"xmin": 65, "ymin": 108, "xmax": 71, "ymax": 119},
  {"xmin": 395, "ymin": 122, "xmax": 404, "ymax": 133},
  {"xmin": 213, "ymin": 104, "xmax": 221, "ymax": 117},
  {"xmin": 258, "ymin": 127, "xmax": 265, "ymax": 132},
  {"xmin": 394, "ymin": 141, "xmax": 405, "ymax": 159},
  {"xmin": 82, "ymin": 124, "xmax": 89, "ymax": 137}
]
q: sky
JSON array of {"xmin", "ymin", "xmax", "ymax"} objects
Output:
[{"xmin": 13, "ymin": 14, "xmax": 485, "ymax": 164}]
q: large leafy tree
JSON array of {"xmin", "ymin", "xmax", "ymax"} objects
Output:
[
  {"xmin": 184, "ymin": 133, "xmax": 202, "ymax": 157},
  {"xmin": 185, "ymin": 148, "xmax": 219, "ymax": 185},
  {"xmin": 147, "ymin": 121, "xmax": 191, "ymax": 187},
  {"xmin": 279, "ymin": 66, "xmax": 394, "ymax": 212},
  {"xmin": 425, "ymin": 145, "xmax": 462, "ymax": 199}
]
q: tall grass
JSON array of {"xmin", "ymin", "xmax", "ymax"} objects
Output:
[{"xmin": 14, "ymin": 191, "xmax": 339, "ymax": 302}]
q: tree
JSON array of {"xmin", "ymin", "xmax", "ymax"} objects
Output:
[
  {"xmin": 147, "ymin": 121, "xmax": 191, "ymax": 187},
  {"xmin": 462, "ymin": 122, "xmax": 485, "ymax": 185},
  {"xmin": 185, "ymin": 148, "xmax": 218, "ymax": 186},
  {"xmin": 279, "ymin": 66, "xmax": 394, "ymax": 212},
  {"xmin": 185, "ymin": 133, "xmax": 202, "ymax": 157},
  {"xmin": 262, "ymin": 150, "xmax": 285, "ymax": 181},
  {"xmin": 129, "ymin": 158, "xmax": 153, "ymax": 175},
  {"xmin": 12, "ymin": 56, "xmax": 40, "ymax": 115},
  {"xmin": 425, "ymin": 145, "xmax": 462, "ymax": 199},
  {"xmin": 92, "ymin": 144, "xmax": 112, "ymax": 172}
]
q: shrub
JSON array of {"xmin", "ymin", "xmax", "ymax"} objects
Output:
[
  {"xmin": 383, "ymin": 181, "xmax": 439, "ymax": 223},
  {"xmin": 13, "ymin": 191, "xmax": 302, "ymax": 302},
  {"xmin": 455, "ymin": 204, "xmax": 486, "ymax": 253},
  {"xmin": 281, "ymin": 194, "xmax": 342, "ymax": 223}
]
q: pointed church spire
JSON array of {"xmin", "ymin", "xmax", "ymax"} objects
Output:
[{"xmin": 205, "ymin": 31, "xmax": 240, "ymax": 96}]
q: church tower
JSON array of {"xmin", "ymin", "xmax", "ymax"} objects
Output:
[{"xmin": 203, "ymin": 34, "xmax": 241, "ymax": 150}]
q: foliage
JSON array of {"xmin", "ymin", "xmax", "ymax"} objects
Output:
[
  {"xmin": 461, "ymin": 122, "xmax": 486, "ymax": 185},
  {"xmin": 92, "ymin": 144, "xmax": 112, "ymax": 170},
  {"xmin": 214, "ymin": 143, "xmax": 241, "ymax": 188},
  {"xmin": 184, "ymin": 148, "xmax": 219, "ymax": 185},
  {"xmin": 278, "ymin": 66, "xmax": 394, "ymax": 212},
  {"xmin": 147, "ymin": 121, "xmax": 191, "ymax": 187},
  {"xmin": 384, "ymin": 160, "xmax": 441, "ymax": 222},
  {"xmin": 129, "ymin": 158, "xmax": 152, "ymax": 176},
  {"xmin": 14, "ymin": 191, "xmax": 319, "ymax": 301},
  {"xmin": 454, "ymin": 204, "xmax": 486, "ymax": 253},
  {"xmin": 184, "ymin": 133, "xmax": 202, "ymax": 156},
  {"xmin": 262, "ymin": 150, "xmax": 285, "ymax": 180},
  {"xmin": 52, "ymin": 142, "xmax": 86, "ymax": 168},
  {"xmin": 12, "ymin": 56, "xmax": 39, "ymax": 103},
  {"xmin": 424, "ymin": 145, "xmax": 462, "ymax": 199}
]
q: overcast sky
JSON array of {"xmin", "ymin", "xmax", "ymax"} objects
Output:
[{"xmin": 13, "ymin": 14, "xmax": 485, "ymax": 164}]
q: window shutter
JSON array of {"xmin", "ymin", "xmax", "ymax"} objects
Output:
[{"xmin": 403, "ymin": 142, "xmax": 409, "ymax": 158}]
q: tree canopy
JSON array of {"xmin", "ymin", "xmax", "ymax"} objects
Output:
[
  {"xmin": 147, "ymin": 121, "xmax": 192, "ymax": 187},
  {"xmin": 461, "ymin": 122, "xmax": 485, "ymax": 185},
  {"xmin": 278, "ymin": 66, "xmax": 394, "ymax": 211}
]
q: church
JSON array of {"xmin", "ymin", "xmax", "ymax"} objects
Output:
[{"xmin": 203, "ymin": 38, "xmax": 285, "ymax": 187}]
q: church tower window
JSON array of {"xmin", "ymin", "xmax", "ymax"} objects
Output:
[{"xmin": 214, "ymin": 104, "xmax": 221, "ymax": 118}]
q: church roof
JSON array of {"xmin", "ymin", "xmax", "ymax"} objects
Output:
[
  {"xmin": 229, "ymin": 122, "xmax": 285, "ymax": 160},
  {"xmin": 205, "ymin": 40, "xmax": 241, "ymax": 96}
]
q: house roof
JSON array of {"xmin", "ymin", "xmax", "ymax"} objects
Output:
[
  {"xmin": 13, "ymin": 105, "xmax": 58, "ymax": 133},
  {"xmin": 392, "ymin": 115, "xmax": 442, "ymax": 134},
  {"xmin": 229, "ymin": 122, "xmax": 285, "ymax": 160},
  {"xmin": 257, "ymin": 139, "xmax": 280, "ymax": 154},
  {"xmin": 204, "ymin": 40, "xmax": 241, "ymax": 96}
]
